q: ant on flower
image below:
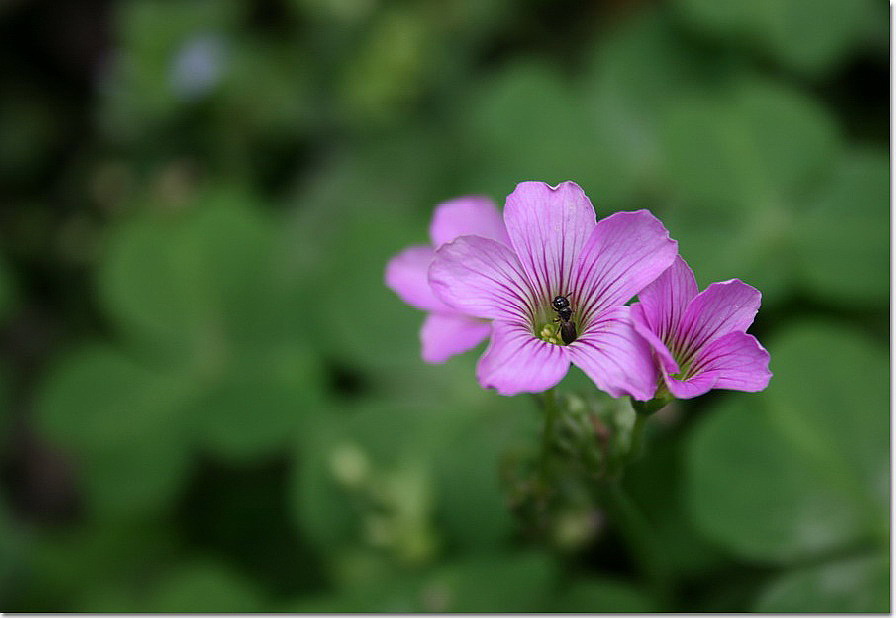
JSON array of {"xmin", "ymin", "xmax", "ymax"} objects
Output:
[{"xmin": 551, "ymin": 294, "xmax": 578, "ymax": 345}]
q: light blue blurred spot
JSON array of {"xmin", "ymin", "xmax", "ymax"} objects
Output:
[{"xmin": 169, "ymin": 33, "xmax": 228, "ymax": 101}]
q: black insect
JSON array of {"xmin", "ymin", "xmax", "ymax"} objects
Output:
[{"xmin": 551, "ymin": 294, "xmax": 578, "ymax": 345}]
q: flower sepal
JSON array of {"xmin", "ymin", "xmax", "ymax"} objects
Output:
[{"xmin": 630, "ymin": 390, "xmax": 673, "ymax": 417}]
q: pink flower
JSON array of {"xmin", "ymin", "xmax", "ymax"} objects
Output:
[
  {"xmin": 630, "ymin": 255, "xmax": 772, "ymax": 399},
  {"xmin": 385, "ymin": 196, "xmax": 510, "ymax": 363},
  {"xmin": 428, "ymin": 181, "xmax": 678, "ymax": 399}
]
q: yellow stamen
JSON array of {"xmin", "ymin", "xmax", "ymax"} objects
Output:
[{"xmin": 538, "ymin": 323, "xmax": 562, "ymax": 346}]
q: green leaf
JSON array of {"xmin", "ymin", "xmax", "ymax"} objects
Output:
[
  {"xmin": 99, "ymin": 190, "xmax": 276, "ymax": 357},
  {"xmin": 25, "ymin": 518, "xmax": 177, "ymax": 611},
  {"xmin": 755, "ymin": 554, "xmax": 889, "ymax": 613},
  {"xmin": 337, "ymin": 6, "xmax": 433, "ymax": 125},
  {"xmin": 179, "ymin": 196, "xmax": 280, "ymax": 339},
  {"xmin": 662, "ymin": 206, "xmax": 793, "ymax": 305},
  {"xmin": 287, "ymin": 134, "xmax": 449, "ymax": 374},
  {"xmin": 291, "ymin": 437, "xmax": 358, "ymax": 557},
  {"xmin": 106, "ymin": 190, "xmax": 325, "ymax": 461},
  {"xmin": 625, "ymin": 433, "xmax": 726, "ymax": 581},
  {"xmin": 660, "ymin": 77, "xmax": 838, "ymax": 211},
  {"xmin": 549, "ymin": 577, "xmax": 658, "ymax": 613},
  {"xmin": 79, "ymin": 433, "xmax": 192, "ymax": 518},
  {"xmin": 794, "ymin": 148, "xmax": 889, "ymax": 305},
  {"xmin": 586, "ymin": 7, "xmax": 719, "ymax": 110},
  {"xmin": 586, "ymin": 13, "xmax": 840, "ymax": 302},
  {"xmin": 38, "ymin": 346, "xmax": 190, "ymax": 450},
  {"xmin": 284, "ymin": 552, "xmax": 555, "ymax": 613},
  {"xmin": 146, "ymin": 560, "xmax": 267, "ymax": 613},
  {"xmin": 658, "ymin": 77, "xmax": 840, "ymax": 305},
  {"xmin": 686, "ymin": 321, "xmax": 887, "ymax": 563},
  {"xmin": 284, "ymin": 576, "xmax": 421, "ymax": 613},
  {"xmin": 99, "ymin": 214, "xmax": 210, "ymax": 357},
  {"xmin": 188, "ymin": 347, "xmax": 323, "ymax": 461},
  {"xmin": 763, "ymin": 320, "xmax": 888, "ymax": 519},
  {"xmin": 581, "ymin": 6, "xmax": 743, "ymax": 207},
  {"xmin": 687, "ymin": 398, "xmax": 861, "ymax": 563},
  {"xmin": 431, "ymin": 408, "xmax": 527, "ymax": 551},
  {"xmin": 673, "ymin": 0, "xmax": 881, "ymax": 77},
  {"xmin": 461, "ymin": 59, "xmax": 635, "ymax": 205},
  {"xmin": 71, "ymin": 558, "xmax": 271, "ymax": 613},
  {"xmin": 425, "ymin": 553, "xmax": 555, "ymax": 612},
  {"xmin": 36, "ymin": 346, "xmax": 194, "ymax": 515}
]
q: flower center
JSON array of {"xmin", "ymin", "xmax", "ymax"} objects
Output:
[
  {"xmin": 671, "ymin": 363, "xmax": 692, "ymax": 381},
  {"xmin": 667, "ymin": 337, "xmax": 696, "ymax": 380},
  {"xmin": 536, "ymin": 321, "xmax": 563, "ymax": 346},
  {"xmin": 532, "ymin": 295, "xmax": 580, "ymax": 346}
]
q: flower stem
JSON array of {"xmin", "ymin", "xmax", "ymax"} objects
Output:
[
  {"xmin": 540, "ymin": 388, "xmax": 559, "ymax": 478},
  {"xmin": 630, "ymin": 394, "xmax": 671, "ymax": 416},
  {"xmin": 627, "ymin": 409, "xmax": 649, "ymax": 464},
  {"xmin": 621, "ymin": 395, "xmax": 671, "ymax": 471}
]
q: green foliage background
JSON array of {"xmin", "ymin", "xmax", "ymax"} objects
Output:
[{"xmin": 0, "ymin": 0, "xmax": 888, "ymax": 612}]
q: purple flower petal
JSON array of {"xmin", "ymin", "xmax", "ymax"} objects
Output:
[
  {"xmin": 476, "ymin": 321, "xmax": 570, "ymax": 395},
  {"xmin": 503, "ymin": 181, "xmax": 597, "ymax": 303},
  {"xmin": 567, "ymin": 306, "xmax": 659, "ymax": 401},
  {"xmin": 385, "ymin": 245, "xmax": 444, "ymax": 311},
  {"xmin": 630, "ymin": 302, "xmax": 680, "ymax": 376},
  {"xmin": 635, "ymin": 255, "xmax": 698, "ymax": 341},
  {"xmin": 632, "ymin": 261, "xmax": 770, "ymax": 400},
  {"xmin": 678, "ymin": 279, "xmax": 762, "ymax": 356},
  {"xmin": 429, "ymin": 196, "xmax": 510, "ymax": 248},
  {"xmin": 661, "ymin": 372, "xmax": 717, "ymax": 400},
  {"xmin": 420, "ymin": 312, "xmax": 490, "ymax": 363},
  {"xmin": 429, "ymin": 235, "xmax": 534, "ymax": 322},
  {"xmin": 665, "ymin": 331, "xmax": 772, "ymax": 398},
  {"xmin": 572, "ymin": 210, "xmax": 678, "ymax": 322}
]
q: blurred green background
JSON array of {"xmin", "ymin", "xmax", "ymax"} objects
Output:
[{"xmin": 0, "ymin": 0, "xmax": 888, "ymax": 612}]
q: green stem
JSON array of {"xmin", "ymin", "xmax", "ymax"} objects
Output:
[
  {"xmin": 617, "ymin": 394, "xmax": 672, "ymax": 473},
  {"xmin": 627, "ymin": 410, "xmax": 649, "ymax": 464},
  {"xmin": 605, "ymin": 401, "xmax": 655, "ymax": 479},
  {"xmin": 540, "ymin": 388, "xmax": 559, "ymax": 478}
]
